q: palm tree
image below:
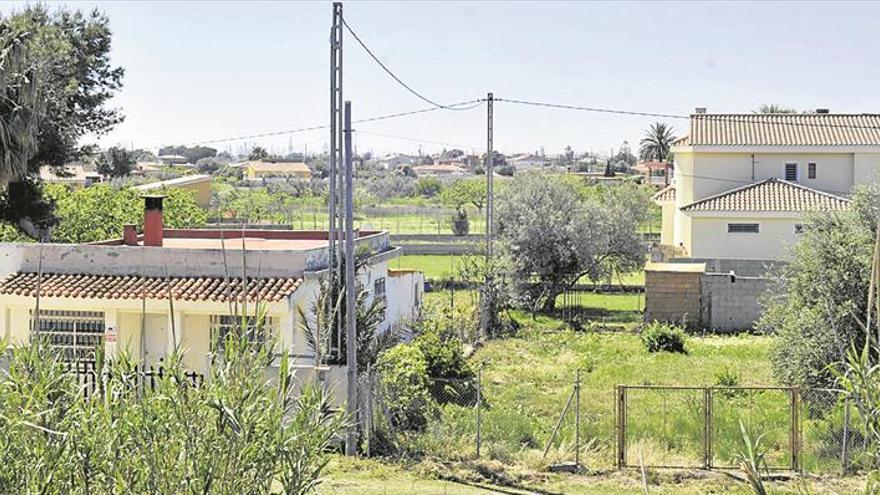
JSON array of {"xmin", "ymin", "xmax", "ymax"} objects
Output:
[
  {"xmin": 754, "ymin": 104, "xmax": 797, "ymax": 114},
  {"xmin": 639, "ymin": 122, "xmax": 676, "ymax": 162}
]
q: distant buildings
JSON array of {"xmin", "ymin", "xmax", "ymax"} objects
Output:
[
  {"xmin": 134, "ymin": 174, "xmax": 213, "ymax": 208},
  {"xmin": 243, "ymin": 160, "xmax": 312, "ymax": 180},
  {"xmin": 412, "ymin": 163, "xmax": 469, "ymax": 177},
  {"xmin": 39, "ymin": 164, "xmax": 103, "ymax": 190}
]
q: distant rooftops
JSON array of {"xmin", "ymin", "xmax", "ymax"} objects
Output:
[
  {"xmin": 675, "ymin": 113, "xmax": 880, "ymax": 147},
  {"xmin": 134, "ymin": 174, "xmax": 212, "ymax": 190}
]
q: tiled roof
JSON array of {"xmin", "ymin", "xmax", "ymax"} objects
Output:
[
  {"xmin": 0, "ymin": 273, "xmax": 302, "ymax": 303},
  {"xmin": 678, "ymin": 113, "xmax": 880, "ymax": 147},
  {"xmin": 653, "ymin": 185, "xmax": 676, "ymax": 202},
  {"xmin": 680, "ymin": 178, "xmax": 849, "ymax": 213}
]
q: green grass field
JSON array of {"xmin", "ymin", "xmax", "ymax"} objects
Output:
[
  {"xmin": 397, "ymin": 254, "xmax": 647, "ymax": 287},
  {"xmin": 328, "ymin": 320, "xmax": 864, "ymax": 493}
]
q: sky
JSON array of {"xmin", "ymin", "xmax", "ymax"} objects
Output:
[{"xmin": 6, "ymin": 0, "xmax": 880, "ymax": 157}]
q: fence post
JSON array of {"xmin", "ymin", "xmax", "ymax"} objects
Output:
[
  {"xmin": 617, "ymin": 385, "xmax": 626, "ymax": 469},
  {"xmin": 476, "ymin": 364, "xmax": 482, "ymax": 459},
  {"xmin": 842, "ymin": 393, "xmax": 851, "ymax": 475},
  {"xmin": 790, "ymin": 388, "xmax": 800, "ymax": 472},
  {"xmin": 704, "ymin": 387, "xmax": 712, "ymax": 470},
  {"xmin": 575, "ymin": 369, "xmax": 581, "ymax": 469}
]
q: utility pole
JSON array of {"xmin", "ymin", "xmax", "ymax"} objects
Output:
[
  {"xmin": 481, "ymin": 92, "xmax": 494, "ymax": 339},
  {"xmin": 343, "ymin": 100, "xmax": 358, "ymax": 456},
  {"xmin": 329, "ymin": 2, "xmax": 343, "ymax": 358}
]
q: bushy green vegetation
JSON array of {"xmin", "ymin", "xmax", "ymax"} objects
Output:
[
  {"xmin": 640, "ymin": 321, "xmax": 688, "ymax": 353},
  {"xmin": 0, "ymin": 334, "xmax": 344, "ymax": 493},
  {"xmin": 0, "ymin": 184, "xmax": 207, "ymax": 243}
]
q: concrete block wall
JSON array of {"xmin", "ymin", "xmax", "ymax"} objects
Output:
[
  {"xmin": 644, "ymin": 270, "xmax": 703, "ymax": 327},
  {"xmin": 700, "ymin": 274, "xmax": 770, "ymax": 332}
]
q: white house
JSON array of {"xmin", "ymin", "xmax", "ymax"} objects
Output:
[
  {"xmin": 658, "ymin": 111, "xmax": 880, "ymax": 261},
  {"xmin": 0, "ymin": 197, "xmax": 424, "ymax": 405}
]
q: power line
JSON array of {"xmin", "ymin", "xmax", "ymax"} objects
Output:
[
  {"xmin": 342, "ymin": 17, "xmax": 478, "ymax": 111},
  {"xmin": 144, "ymin": 99, "xmax": 483, "ymax": 149},
  {"xmin": 356, "ymin": 130, "xmax": 479, "ymax": 150},
  {"xmin": 495, "ymin": 97, "xmax": 880, "ymax": 134}
]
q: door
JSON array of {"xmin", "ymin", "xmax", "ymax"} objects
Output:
[{"xmin": 143, "ymin": 314, "xmax": 167, "ymax": 367}]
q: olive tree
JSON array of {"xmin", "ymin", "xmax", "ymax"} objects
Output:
[
  {"xmin": 759, "ymin": 183, "xmax": 879, "ymax": 389},
  {"xmin": 495, "ymin": 172, "xmax": 650, "ymax": 312}
]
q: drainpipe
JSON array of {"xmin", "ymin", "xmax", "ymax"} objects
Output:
[{"xmin": 751, "ymin": 154, "xmax": 756, "ymax": 181}]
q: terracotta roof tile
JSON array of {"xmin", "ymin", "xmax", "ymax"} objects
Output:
[
  {"xmin": 680, "ymin": 178, "xmax": 849, "ymax": 213},
  {"xmin": 0, "ymin": 273, "xmax": 302, "ymax": 303},
  {"xmin": 678, "ymin": 113, "xmax": 880, "ymax": 147}
]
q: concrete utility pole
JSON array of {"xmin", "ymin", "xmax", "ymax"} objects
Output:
[
  {"xmin": 481, "ymin": 93, "xmax": 494, "ymax": 338},
  {"xmin": 329, "ymin": 2, "xmax": 343, "ymax": 357},
  {"xmin": 343, "ymin": 100, "xmax": 358, "ymax": 456}
]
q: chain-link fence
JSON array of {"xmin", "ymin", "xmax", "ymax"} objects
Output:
[
  {"xmin": 618, "ymin": 385, "xmax": 865, "ymax": 473},
  {"xmin": 359, "ymin": 375, "xmax": 866, "ymax": 475}
]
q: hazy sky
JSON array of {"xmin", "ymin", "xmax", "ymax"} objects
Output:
[{"xmin": 6, "ymin": 1, "xmax": 880, "ymax": 157}]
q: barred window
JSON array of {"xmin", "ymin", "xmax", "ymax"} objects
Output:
[
  {"xmin": 210, "ymin": 315, "xmax": 274, "ymax": 352},
  {"xmin": 728, "ymin": 223, "xmax": 759, "ymax": 234},
  {"xmin": 32, "ymin": 310, "xmax": 105, "ymax": 361},
  {"xmin": 374, "ymin": 277, "xmax": 387, "ymax": 305}
]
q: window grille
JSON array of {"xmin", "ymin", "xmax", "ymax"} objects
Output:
[
  {"xmin": 32, "ymin": 310, "xmax": 105, "ymax": 361},
  {"xmin": 210, "ymin": 314, "xmax": 274, "ymax": 352}
]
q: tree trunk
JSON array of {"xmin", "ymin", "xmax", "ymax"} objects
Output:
[{"xmin": 541, "ymin": 286, "xmax": 563, "ymax": 313}]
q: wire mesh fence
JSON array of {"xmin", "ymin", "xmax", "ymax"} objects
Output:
[
  {"xmin": 618, "ymin": 385, "xmax": 864, "ymax": 473},
  {"xmin": 360, "ymin": 374, "xmax": 865, "ymax": 475}
]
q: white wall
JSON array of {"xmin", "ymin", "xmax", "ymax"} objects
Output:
[
  {"xmin": 687, "ymin": 152, "xmax": 855, "ymax": 201},
  {"xmin": 688, "ymin": 216, "xmax": 802, "ymax": 260},
  {"xmin": 853, "ymin": 153, "xmax": 880, "ymax": 185}
]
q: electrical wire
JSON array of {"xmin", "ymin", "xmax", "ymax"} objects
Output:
[
  {"xmin": 342, "ymin": 18, "xmax": 480, "ymax": 111},
  {"xmin": 495, "ymin": 97, "xmax": 880, "ymax": 133},
  {"xmin": 355, "ymin": 130, "xmax": 479, "ymax": 150},
  {"xmin": 147, "ymin": 99, "xmax": 483, "ymax": 149}
]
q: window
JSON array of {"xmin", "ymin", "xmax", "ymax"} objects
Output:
[
  {"xmin": 794, "ymin": 224, "xmax": 805, "ymax": 235},
  {"xmin": 808, "ymin": 162, "xmax": 816, "ymax": 179},
  {"xmin": 785, "ymin": 163, "xmax": 798, "ymax": 181},
  {"xmin": 210, "ymin": 315, "xmax": 274, "ymax": 352},
  {"xmin": 728, "ymin": 223, "xmax": 760, "ymax": 233},
  {"xmin": 373, "ymin": 277, "xmax": 387, "ymax": 305},
  {"xmin": 374, "ymin": 277, "xmax": 387, "ymax": 321},
  {"xmin": 32, "ymin": 310, "xmax": 105, "ymax": 361}
]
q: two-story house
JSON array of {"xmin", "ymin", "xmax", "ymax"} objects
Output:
[
  {"xmin": 656, "ymin": 111, "xmax": 880, "ymax": 261},
  {"xmin": 647, "ymin": 111, "xmax": 880, "ymax": 331}
]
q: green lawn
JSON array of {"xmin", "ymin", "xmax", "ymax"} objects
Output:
[
  {"xmin": 394, "ymin": 255, "xmax": 463, "ymax": 280},
  {"xmin": 397, "ymin": 254, "xmax": 646, "ymax": 287}
]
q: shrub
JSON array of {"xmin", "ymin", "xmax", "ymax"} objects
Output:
[
  {"xmin": 715, "ymin": 367, "xmax": 741, "ymax": 388},
  {"xmin": 376, "ymin": 344, "xmax": 434, "ymax": 431},
  {"xmin": 450, "ymin": 208, "xmax": 470, "ymax": 236},
  {"xmin": 640, "ymin": 321, "xmax": 687, "ymax": 353},
  {"xmin": 413, "ymin": 324, "xmax": 477, "ymax": 405}
]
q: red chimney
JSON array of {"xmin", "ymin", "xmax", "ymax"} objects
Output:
[
  {"xmin": 123, "ymin": 224, "xmax": 138, "ymax": 246},
  {"xmin": 143, "ymin": 195, "xmax": 165, "ymax": 247}
]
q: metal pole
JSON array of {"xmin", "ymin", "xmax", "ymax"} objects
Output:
[
  {"xmin": 476, "ymin": 364, "xmax": 482, "ymax": 458},
  {"xmin": 481, "ymin": 93, "xmax": 494, "ymax": 339},
  {"xmin": 328, "ymin": 2, "xmax": 342, "ymax": 357},
  {"xmin": 344, "ymin": 100, "xmax": 358, "ymax": 456},
  {"xmin": 842, "ymin": 394, "xmax": 851, "ymax": 474},
  {"xmin": 575, "ymin": 369, "xmax": 581, "ymax": 469}
]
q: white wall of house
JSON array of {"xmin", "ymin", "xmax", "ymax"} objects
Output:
[
  {"xmin": 659, "ymin": 201, "xmax": 676, "ymax": 246},
  {"xmin": 686, "ymin": 214, "xmax": 803, "ymax": 260}
]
